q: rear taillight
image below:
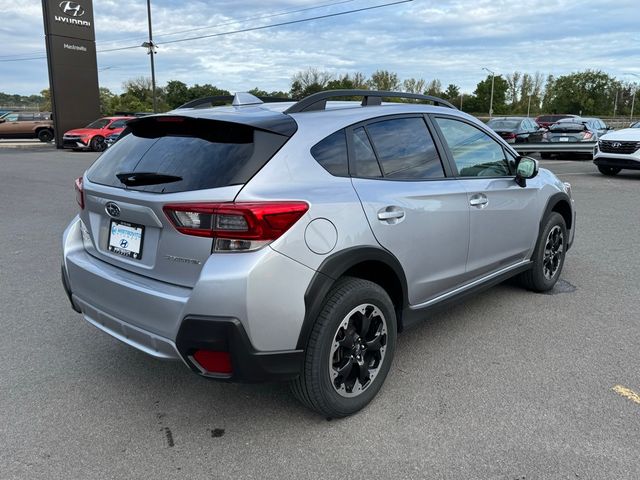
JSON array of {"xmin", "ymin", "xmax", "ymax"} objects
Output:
[
  {"xmin": 163, "ymin": 202, "xmax": 309, "ymax": 252},
  {"xmin": 582, "ymin": 131, "xmax": 593, "ymax": 141},
  {"xmin": 75, "ymin": 176, "xmax": 84, "ymax": 209},
  {"xmin": 505, "ymin": 132, "xmax": 516, "ymax": 139}
]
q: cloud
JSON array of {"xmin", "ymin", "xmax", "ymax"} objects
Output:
[{"xmin": 1, "ymin": 0, "xmax": 639, "ymax": 96}]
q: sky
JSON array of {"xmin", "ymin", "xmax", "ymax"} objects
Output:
[{"xmin": 0, "ymin": 0, "xmax": 639, "ymax": 96}]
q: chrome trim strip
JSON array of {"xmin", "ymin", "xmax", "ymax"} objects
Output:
[{"xmin": 410, "ymin": 260, "xmax": 532, "ymax": 310}]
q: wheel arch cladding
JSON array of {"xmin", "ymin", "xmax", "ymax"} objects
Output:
[
  {"xmin": 551, "ymin": 198, "xmax": 572, "ymax": 230},
  {"xmin": 297, "ymin": 247, "xmax": 408, "ymax": 350}
]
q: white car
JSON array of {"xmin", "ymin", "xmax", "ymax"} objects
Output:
[{"xmin": 593, "ymin": 124, "xmax": 640, "ymax": 175}]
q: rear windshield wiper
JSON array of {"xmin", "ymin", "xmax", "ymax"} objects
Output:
[{"xmin": 116, "ymin": 172, "xmax": 183, "ymax": 186}]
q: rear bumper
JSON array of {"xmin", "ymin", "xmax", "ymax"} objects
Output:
[{"xmin": 61, "ymin": 216, "xmax": 312, "ymax": 382}]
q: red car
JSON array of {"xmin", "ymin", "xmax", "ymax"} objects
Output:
[
  {"xmin": 62, "ymin": 116, "xmax": 133, "ymax": 152},
  {"xmin": 534, "ymin": 114, "xmax": 578, "ymax": 129}
]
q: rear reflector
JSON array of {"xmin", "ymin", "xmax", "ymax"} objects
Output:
[
  {"xmin": 75, "ymin": 176, "xmax": 84, "ymax": 210},
  {"xmin": 193, "ymin": 350, "xmax": 232, "ymax": 374},
  {"xmin": 163, "ymin": 202, "xmax": 309, "ymax": 252}
]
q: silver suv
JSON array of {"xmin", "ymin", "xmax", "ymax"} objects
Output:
[{"xmin": 61, "ymin": 90, "xmax": 576, "ymax": 417}]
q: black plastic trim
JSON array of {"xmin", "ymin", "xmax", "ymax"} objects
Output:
[
  {"xmin": 401, "ymin": 262, "xmax": 532, "ymax": 329},
  {"xmin": 538, "ymin": 192, "xmax": 574, "ymax": 251},
  {"xmin": 176, "ymin": 316, "xmax": 303, "ymax": 383},
  {"xmin": 296, "ymin": 246, "xmax": 408, "ymax": 350},
  {"xmin": 593, "ymin": 158, "xmax": 640, "ymax": 170},
  {"xmin": 61, "ymin": 264, "xmax": 81, "ymax": 313}
]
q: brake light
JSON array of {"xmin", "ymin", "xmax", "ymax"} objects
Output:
[
  {"xmin": 582, "ymin": 131, "xmax": 593, "ymax": 140},
  {"xmin": 163, "ymin": 202, "xmax": 309, "ymax": 252},
  {"xmin": 505, "ymin": 132, "xmax": 516, "ymax": 139},
  {"xmin": 75, "ymin": 176, "xmax": 84, "ymax": 209}
]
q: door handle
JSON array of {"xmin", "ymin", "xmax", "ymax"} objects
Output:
[
  {"xmin": 377, "ymin": 206, "xmax": 405, "ymax": 223},
  {"xmin": 469, "ymin": 194, "xmax": 488, "ymax": 208}
]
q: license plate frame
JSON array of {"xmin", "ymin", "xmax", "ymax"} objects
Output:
[
  {"xmin": 559, "ymin": 137, "xmax": 569, "ymax": 142},
  {"xmin": 108, "ymin": 220, "xmax": 144, "ymax": 260}
]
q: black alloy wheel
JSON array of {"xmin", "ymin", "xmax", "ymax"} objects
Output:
[
  {"xmin": 37, "ymin": 129, "xmax": 54, "ymax": 142},
  {"xmin": 291, "ymin": 277, "xmax": 397, "ymax": 418},
  {"xmin": 90, "ymin": 135, "xmax": 106, "ymax": 152}
]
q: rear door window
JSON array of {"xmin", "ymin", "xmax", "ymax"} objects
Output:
[
  {"xmin": 18, "ymin": 113, "xmax": 34, "ymax": 121},
  {"xmin": 87, "ymin": 117, "xmax": 290, "ymax": 193},
  {"xmin": 365, "ymin": 117, "xmax": 444, "ymax": 180},
  {"xmin": 351, "ymin": 127, "xmax": 382, "ymax": 178}
]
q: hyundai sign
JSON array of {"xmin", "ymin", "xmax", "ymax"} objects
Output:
[{"xmin": 42, "ymin": 0, "xmax": 100, "ymax": 148}]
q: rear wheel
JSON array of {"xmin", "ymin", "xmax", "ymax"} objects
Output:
[
  {"xmin": 597, "ymin": 165, "xmax": 621, "ymax": 176},
  {"xmin": 518, "ymin": 212, "xmax": 567, "ymax": 292},
  {"xmin": 37, "ymin": 129, "xmax": 53, "ymax": 142},
  {"xmin": 90, "ymin": 135, "xmax": 106, "ymax": 152},
  {"xmin": 291, "ymin": 277, "xmax": 397, "ymax": 418}
]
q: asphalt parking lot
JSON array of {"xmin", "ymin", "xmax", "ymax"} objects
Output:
[{"xmin": 1, "ymin": 147, "xmax": 639, "ymax": 479}]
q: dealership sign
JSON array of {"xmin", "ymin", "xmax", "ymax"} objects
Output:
[{"xmin": 42, "ymin": 0, "xmax": 100, "ymax": 148}]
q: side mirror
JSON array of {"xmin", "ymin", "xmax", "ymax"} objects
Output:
[{"xmin": 515, "ymin": 156, "xmax": 539, "ymax": 188}]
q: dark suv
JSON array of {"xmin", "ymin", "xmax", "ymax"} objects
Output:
[{"xmin": 0, "ymin": 111, "xmax": 54, "ymax": 142}]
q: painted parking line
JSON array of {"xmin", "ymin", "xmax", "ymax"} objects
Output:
[{"xmin": 612, "ymin": 385, "xmax": 640, "ymax": 405}]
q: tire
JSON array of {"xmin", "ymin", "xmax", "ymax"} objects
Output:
[
  {"xmin": 90, "ymin": 135, "xmax": 106, "ymax": 152},
  {"xmin": 37, "ymin": 129, "xmax": 54, "ymax": 142},
  {"xmin": 540, "ymin": 153, "xmax": 552, "ymax": 159},
  {"xmin": 518, "ymin": 212, "xmax": 567, "ymax": 292},
  {"xmin": 291, "ymin": 277, "xmax": 397, "ymax": 418},
  {"xmin": 597, "ymin": 165, "xmax": 621, "ymax": 176}
]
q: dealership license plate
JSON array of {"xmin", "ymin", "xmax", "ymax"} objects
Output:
[
  {"xmin": 108, "ymin": 220, "xmax": 144, "ymax": 259},
  {"xmin": 559, "ymin": 137, "xmax": 569, "ymax": 142}
]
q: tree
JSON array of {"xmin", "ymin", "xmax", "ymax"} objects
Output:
[
  {"xmin": 368, "ymin": 70, "xmax": 400, "ymax": 91},
  {"xmin": 425, "ymin": 79, "xmax": 442, "ymax": 97},
  {"xmin": 542, "ymin": 70, "xmax": 619, "ymax": 116},
  {"xmin": 99, "ymin": 87, "xmax": 116, "ymax": 115},
  {"xmin": 290, "ymin": 68, "xmax": 333, "ymax": 98},
  {"xmin": 164, "ymin": 80, "xmax": 190, "ymax": 109},
  {"xmin": 248, "ymin": 88, "xmax": 290, "ymax": 99},
  {"xmin": 505, "ymin": 71, "xmax": 522, "ymax": 106},
  {"xmin": 465, "ymin": 75, "xmax": 508, "ymax": 114},
  {"xmin": 402, "ymin": 78, "xmax": 426, "ymax": 95},
  {"xmin": 443, "ymin": 84, "xmax": 460, "ymax": 102}
]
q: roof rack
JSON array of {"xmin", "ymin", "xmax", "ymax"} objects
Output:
[
  {"xmin": 177, "ymin": 93, "xmax": 292, "ymax": 110},
  {"xmin": 284, "ymin": 89, "xmax": 457, "ymax": 114}
]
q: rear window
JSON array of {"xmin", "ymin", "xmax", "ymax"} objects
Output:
[
  {"xmin": 87, "ymin": 117, "xmax": 289, "ymax": 193},
  {"xmin": 487, "ymin": 119, "xmax": 520, "ymax": 129},
  {"xmin": 550, "ymin": 122, "xmax": 585, "ymax": 131}
]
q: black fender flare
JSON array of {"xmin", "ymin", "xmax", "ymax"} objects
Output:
[{"xmin": 296, "ymin": 246, "xmax": 408, "ymax": 350}]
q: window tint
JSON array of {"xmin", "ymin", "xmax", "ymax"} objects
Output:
[
  {"xmin": 365, "ymin": 117, "xmax": 444, "ymax": 180},
  {"xmin": 87, "ymin": 119, "xmax": 289, "ymax": 193},
  {"xmin": 351, "ymin": 127, "xmax": 382, "ymax": 177},
  {"xmin": 4, "ymin": 114, "xmax": 18, "ymax": 121},
  {"xmin": 18, "ymin": 113, "xmax": 34, "ymax": 121},
  {"xmin": 310, "ymin": 130, "xmax": 348, "ymax": 176},
  {"xmin": 109, "ymin": 119, "xmax": 129, "ymax": 129},
  {"xmin": 435, "ymin": 118, "xmax": 511, "ymax": 177}
]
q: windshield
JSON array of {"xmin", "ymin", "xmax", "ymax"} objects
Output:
[
  {"xmin": 85, "ymin": 118, "xmax": 110, "ymax": 129},
  {"xmin": 487, "ymin": 119, "xmax": 520, "ymax": 129}
]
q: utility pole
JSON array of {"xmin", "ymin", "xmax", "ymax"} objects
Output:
[
  {"xmin": 142, "ymin": 0, "xmax": 157, "ymax": 113},
  {"xmin": 460, "ymin": 92, "xmax": 463, "ymax": 110},
  {"xmin": 527, "ymin": 95, "xmax": 532, "ymax": 117},
  {"xmin": 482, "ymin": 67, "xmax": 495, "ymax": 119},
  {"xmin": 613, "ymin": 90, "xmax": 618, "ymax": 118}
]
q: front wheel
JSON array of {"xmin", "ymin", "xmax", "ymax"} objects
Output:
[
  {"xmin": 90, "ymin": 135, "xmax": 106, "ymax": 152},
  {"xmin": 597, "ymin": 165, "xmax": 621, "ymax": 176},
  {"xmin": 518, "ymin": 212, "xmax": 567, "ymax": 292},
  {"xmin": 37, "ymin": 129, "xmax": 54, "ymax": 142},
  {"xmin": 291, "ymin": 277, "xmax": 397, "ymax": 418}
]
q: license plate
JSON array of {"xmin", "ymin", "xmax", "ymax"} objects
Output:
[
  {"xmin": 559, "ymin": 137, "xmax": 569, "ymax": 142},
  {"xmin": 108, "ymin": 220, "xmax": 144, "ymax": 259}
]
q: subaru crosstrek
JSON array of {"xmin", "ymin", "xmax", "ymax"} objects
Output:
[{"xmin": 62, "ymin": 90, "xmax": 576, "ymax": 417}]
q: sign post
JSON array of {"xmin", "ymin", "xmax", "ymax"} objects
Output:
[{"xmin": 42, "ymin": 0, "xmax": 101, "ymax": 148}]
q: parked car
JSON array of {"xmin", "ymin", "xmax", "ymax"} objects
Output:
[
  {"xmin": 535, "ymin": 114, "xmax": 578, "ymax": 129},
  {"xmin": 62, "ymin": 90, "xmax": 575, "ymax": 417},
  {"xmin": 486, "ymin": 117, "xmax": 545, "ymax": 144},
  {"xmin": 593, "ymin": 124, "xmax": 640, "ymax": 175},
  {"xmin": 0, "ymin": 111, "xmax": 54, "ymax": 142},
  {"xmin": 62, "ymin": 116, "xmax": 133, "ymax": 152},
  {"xmin": 540, "ymin": 117, "xmax": 606, "ymax": 158},
  {"xmin": 104, "ymin": 131, "xmax": 121, "ymax": 148}
]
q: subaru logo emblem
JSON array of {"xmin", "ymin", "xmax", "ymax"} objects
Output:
[
  {"xmin": 612, "ymin": 142, "xmax": 622, "ymax": 148},
  {"xmin": 58, "ymin": 1, "xmax": 85, "ymax": 17},
  {"xmin": 105, "ymin": 202, "xmax": 121, "ymax": 218}
]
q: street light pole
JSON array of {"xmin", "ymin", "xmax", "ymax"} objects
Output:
[
  {"xmin": 482, "ymin": 67, "xmax": 495, "ymax": 119},
  {"xmin": 527, "ymin": 95, "xmax": 532, "ymax": 117},
  {"xmin": 144, "ymin": 0, "xmax": 157, "ymax": 113}
]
